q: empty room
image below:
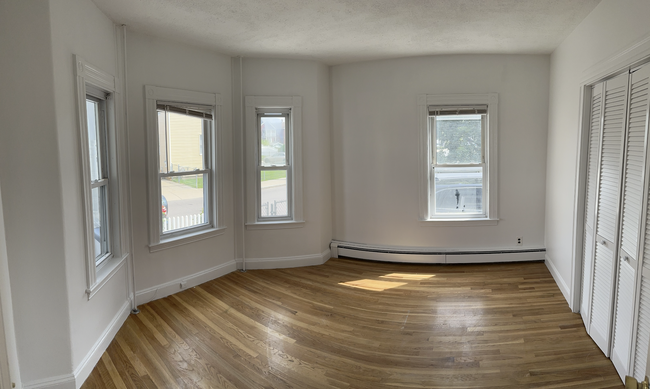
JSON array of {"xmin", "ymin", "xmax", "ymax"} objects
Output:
[{"xmin": 2, "ymin": 0, "xmax": 650, "ymax": 388}]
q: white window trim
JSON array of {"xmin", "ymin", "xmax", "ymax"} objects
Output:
[
  {"xmin": 418, "ymin": 93, "xmax": 499, "ymax": 225},
  {"xmin": 145, "ymin": 86, "xmax": 225, "ymax": 252},
  {"xmin": 75, "ymin": 55, "xmax": 130, "ymax": 299},
  {"xmin": 245, "ymin": 96, "xmax": 304, "ymax": 228}
]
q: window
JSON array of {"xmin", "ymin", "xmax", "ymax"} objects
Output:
[
  {"xmin": 157, "ymin": 103, "xmax": 212, "ymax": 233},
  {"xmin": 85, "ymin": 94, "xmax": 111, "ymax": 266},
  {"xmin": 75, "ymin": 55, "xmax": 130, "ymax": 298},
  {"xmin": 418, "ymin": 94, "xmax": 498, "ymax": 224},
  {"xmin": 245, "ymin": 96, "xmax": 304, "ymax": 228},
  {"xmin": 145, "ymin": 86, "xmax": 224, "ymax": 251},
  {"xmin": 430, "ymin": 107, "xmax": 486, "ymax": 217},
  {"xmin": 257, "ymin": 109, "xmax": 291, "ymax": 220}
]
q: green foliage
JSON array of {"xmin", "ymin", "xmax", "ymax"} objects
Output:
[
  {"xmin": 436, "ymin": 118, "xmax": 482, "ymax": 164},
  {"xmin": 261, "ymin": 170, "xmax": 287, "ymax": 182},
  {"xmin": 177, "ymin": 175, "xmax": 203, "ymax": 189}
]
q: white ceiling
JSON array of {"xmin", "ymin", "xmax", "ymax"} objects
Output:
[{"xmin": 92, "ymin": 0, "xmax": 602, "ymax": 65}]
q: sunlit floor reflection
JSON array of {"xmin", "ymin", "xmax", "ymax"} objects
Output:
[
  {"xmin": 339, "ymin": 279, "xmax": 407, "ymax": 291},
  {"xmin": 380, "ymin": 273, "xmax": 435, "ymax": 280}
]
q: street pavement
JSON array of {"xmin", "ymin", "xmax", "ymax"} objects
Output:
[{"xmin": 161, "ymin": 177, "xmax": 287, "ymax": 218}]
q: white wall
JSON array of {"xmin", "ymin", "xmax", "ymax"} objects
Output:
[
  {"xmin": 126, "ymin": 31, "xmax": 237, "ymax": 295},
  {"xmin": 241, "ymin": 59, "xmax": 332, "ymax": 264},
  {"xmin": 545, "ymin": 0, "xmax": 650, "ymax": 306},
  {"xmin": 0, "ymin": 0, "xmax": 74, "ymax": 385},
  {"xmin": 0, "ymin": 185, "xmax": 20, "ymax": 389},
  {"xmin": 331, "ymin": 55, "xmax": 549, "ymax": 250},
  {"xmin": 48, "ymin": 0, "xmax": 132, "ymax": 374}
]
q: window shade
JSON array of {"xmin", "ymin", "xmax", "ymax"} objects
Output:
[
  {"xmin": 428, "ymin": 105, "xmax": 488, "ymax": 116},
  {"xmin": 157, "ymin": 103, "xmax": 213, "ymax": 120},
  {"xmin": 256, "ymin": 108, "xmax": 291, "ymax": 115}
]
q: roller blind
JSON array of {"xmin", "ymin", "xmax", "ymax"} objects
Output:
[
  {"xmin": 157, "ymin": 103, "xmax": 213, "ymax": 120},
  {"xmin": 428, "ymin": 105, "xmax": 488, "ymax": 116}
]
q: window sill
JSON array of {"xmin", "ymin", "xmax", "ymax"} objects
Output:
[
  {"xmin": 149, "ymin": 226, "xmax": 226, "ymax": 253},
  {"xmin": 246, "ymin": 220, "xmax": 305, "ymax": 230},
  {"xmin": 420, "ymin": 218, "xmax": 499, "ymax": 227},
  {"xmin": 86, "ymin": 253, "xmax": 127, "ymax": 300}
]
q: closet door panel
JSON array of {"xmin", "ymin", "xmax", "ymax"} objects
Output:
[
  {"xmin": 634, "ymin": 269, "xmax": 650, "ymax": 380},
  {"xmin": 591, "ymin": 236, "xmax": 618, "ymax": 353},
  {"xmin": 611, "ymin": 65, "xmax": 649, "ymax": 377},
  {"xmin": 626, "ymin": 64, "xmax": 650, "ymax": 381},
  {"xmin": 590, "ymin": 72, "xmax": 629, "ymax": 355},
  {"xmin": 620, "ymin": 69, "xmax": 649, "ymax": 261},
  {"xmin": 582, "ymin": 229, "xmax": 595, "ymax": 323},
  {"xmin": 582, "ymin": 83, "xmax": 603, "ymax": 326},
  {"xmin": 612, "ymin": 255, "xmax": 638, "ymax": 377}
]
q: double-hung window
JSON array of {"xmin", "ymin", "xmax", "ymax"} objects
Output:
[
  {"xmin": 418, "ymin": 94, "xmax": 498, "ymax": 223},
  {"xmin": 75, "ymin": 55, "xmax": 130, "ymax": 298},
  {"xmin": 145, "ymin": 86, "xmax": 224, "ymax": 251},
  {"xmin": 257, "ymin": 108, "xmax": 292, "ymax": 220},
  {"xmin": 245, "ymin": 96, "xmax": 304, "ymax": 228},
  {"xmin": 157, "ymin": 103, "xmax": 213, "ymax": 233},
  {"xmin": 430, "ymin": 107, "xmax": 486, "ymax": 217},
  {"xmin": 85, "ymin": 93, "xmax": 111, "ymax": 266}
]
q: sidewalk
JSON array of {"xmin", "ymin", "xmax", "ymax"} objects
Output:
[
  {"xmin": 162, "ymin": 177, "xmax": 286, "ymax": 200},
  {"xmin": 161, "ymin": 179, "xmax": 203, "ymax": 200},
  {"xmin": 261, "ymin": 178, "xmax": 286, "ymax": 189}
]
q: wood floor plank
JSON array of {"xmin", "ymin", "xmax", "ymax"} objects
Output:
[{"xmin": 81, "ymin": 258, "xmax": 624, "ymax": 388}]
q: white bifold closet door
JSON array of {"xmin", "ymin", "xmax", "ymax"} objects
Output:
[
  {"xmin": 626, "ymin": 64, "xmax": 650, "ymax": 381},
  {"xmin": 581, "ymin": 81, "xmax": 603, "ymax": 330},
  {"xmin": 589, "ymin": 72, "xmax": 629, "ymax": 356},
  {"xmin": 611, "ymin": 64, "xmax": 650, "ymax": 378}
]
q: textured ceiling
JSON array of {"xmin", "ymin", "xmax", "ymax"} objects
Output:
[{"xmin": 92, "ymin": 0, "xmax": 602, "ymax": 65}]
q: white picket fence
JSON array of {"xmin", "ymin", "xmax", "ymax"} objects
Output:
[{"xmin": 163, "ymin": 213, "xmax": 205, "ymax": 232}]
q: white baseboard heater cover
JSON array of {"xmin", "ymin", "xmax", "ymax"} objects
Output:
[{"xmin": 330, "ymin": 241, "xmax": 546, "ymax": 264}]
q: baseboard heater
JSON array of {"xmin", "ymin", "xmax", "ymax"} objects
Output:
[{"xmin": 330, "ymin": 241, "xmax": 546, "ymax": 264}]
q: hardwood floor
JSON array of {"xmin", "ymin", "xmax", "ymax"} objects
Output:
[{"xmin": 82, "ymin": 258, "xmax": 623, "ymax": 388}]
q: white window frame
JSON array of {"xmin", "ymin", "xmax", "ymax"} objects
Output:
[
  {"xmin": 75, "ymin": 55, "xmax": 129, "ymax": 299},
  {"xmin": 145, "ymin": 86, "xmax": 225, "ymax": 252},
  {"xmin": 418, "ymin": 93, "xmax": 499, "ymax": 226},
  {"xmin": 245, "ymin": 96, "xmax": 304, "ymax": 229}
]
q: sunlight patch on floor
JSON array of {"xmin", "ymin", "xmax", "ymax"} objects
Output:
[{"xmin": 339, "ymin": 279, "xmax": 407, "ymax": 291}]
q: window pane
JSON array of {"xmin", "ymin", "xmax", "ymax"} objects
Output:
[
  {"xmin": 435, "ymin": 114, "xmax": 482, "ymax": 165},
  {"xmin": 86, "ymin": 99, "xmax": 101, "ymax": 181},
  {"xmin": 164, "ymin": 111, "xmax": 206, "ymax": 172},
  {"xmin": 161, "ymin": 173, "xmax": 207, "ymax": 233},
  {"xmin": 260, "ymin": 169, "xmax": 288, "ymax": 217},
  {"xmin": 91, "ymin": 186, "xmax": 108, "ymax": 261},
  {"xmin": 434, "ymin": 166, "xmax": 483, "ymax": 215},
  {"xmin": 260, "ymin": 116, "xmax": 286, "ymax": 166}
]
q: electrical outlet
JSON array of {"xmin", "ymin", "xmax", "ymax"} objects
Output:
[
  {"xmin": 516, "ymin": 237, "xmax": 523, "ymax": 246},
  {"xmin": 180, "ymin": 280, "xmax": 188, "ymax": 289}
]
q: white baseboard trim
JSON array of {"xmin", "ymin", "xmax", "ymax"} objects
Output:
[
  {"xmin": 545, "ymin": 254, "xmax": 571, "ymax": 304},
  {"xmin": 22, "ymin": 374, "xmax": 75, "ymax": 389},
  {"xmin": 72, "ymin": 299, "xmax": 131, "ymax": 388},
  {"xmin": 331, "ymin": 240, "xmax": 545, "ymax": 264},
  {"xmin": 136, "ymin": 260, "xmax": 237, "ymax": 305},
  {"xmin": 237, "ymin": 249, "xmax": 331, "ymax": 270},
  {"xmin": 321, "ymin": 248, "xmax": 331, "ymax": 264}
]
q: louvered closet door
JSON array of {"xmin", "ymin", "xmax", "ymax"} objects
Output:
[
  {"xmin": 611, "ymin": 64, "xmax": 650, "ymax": 378},
  {"xmin": 625, "ymin": 64, "xmax": 650, "ymax": 382},
  {"xmin": 581, "ymin": 82, "xmax": 604, "ymax": 329},
  {"xmin": 589, "ymin": 72, "xmax": 629, "ymax": 356}
]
